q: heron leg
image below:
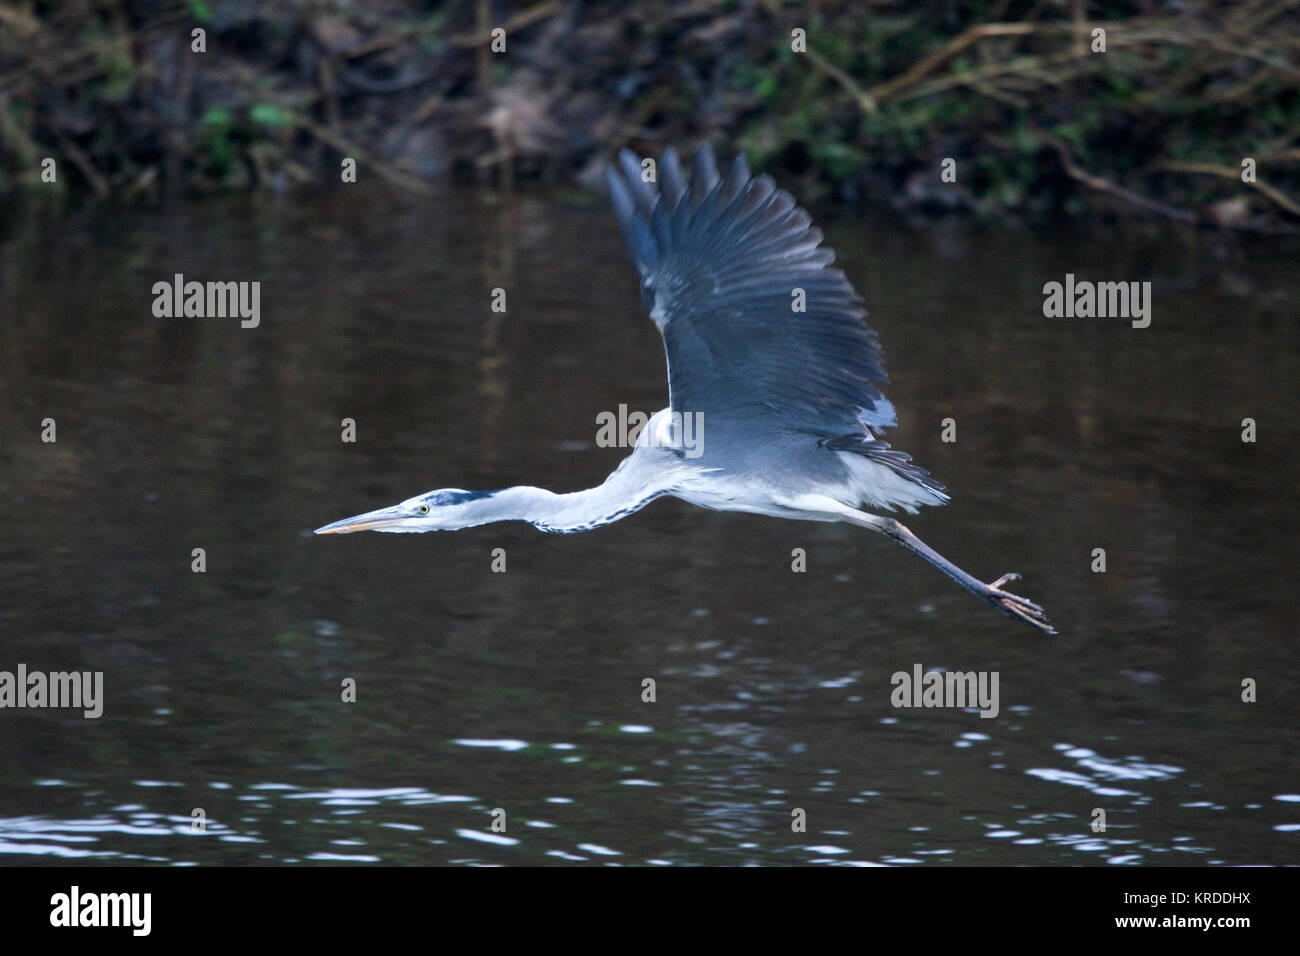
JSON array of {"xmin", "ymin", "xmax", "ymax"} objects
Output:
[{"xmin": 845, "ymin": 511, "xmax": 1056, "ymax": 635}]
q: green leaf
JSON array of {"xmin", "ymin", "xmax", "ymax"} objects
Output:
[
  {"xmin": 200, "ymin": 107, "xmax": 230, "ymax": 127},
  {"xmin": 249, "ymin": 103, "xmax": 293, "ymax": 128}
]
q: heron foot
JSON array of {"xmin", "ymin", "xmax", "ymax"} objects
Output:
[{"xmin": 981, "ymin": 573, "xmax": 1056, "ymax": 635}]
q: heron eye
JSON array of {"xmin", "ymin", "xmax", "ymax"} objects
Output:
[{"xmin": 418, "ymin": 504, "xmax": 430, "ymax": 515}]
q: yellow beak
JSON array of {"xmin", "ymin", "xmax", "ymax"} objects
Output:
[{"xmin": 314, "ymin": 504, "xmax": 410, "ymax": 534}]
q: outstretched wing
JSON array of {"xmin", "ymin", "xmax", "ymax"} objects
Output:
[{"xmin": 605, "ymin": 144, "xmax": 898, "ymax": 449}]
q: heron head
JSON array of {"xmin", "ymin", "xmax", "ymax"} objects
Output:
[{"xmin": 314, "ymin": 489, "xmax": 497, "ymax": 534}]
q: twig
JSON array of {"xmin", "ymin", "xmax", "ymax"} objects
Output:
[
  {"xmin": 1048, "ymin": 137, "xmax": 1197, "ymax": 223},
  {"xmin": 412, "ymin": 92, "xmax": 444, "ymax": 125},
  {"xmin": 803, "ymin": 46, "xmax": 877, "ymax": 112},
  {"xmin": 56, "ymin": 131, "xmax": 108, "ymax": 197},
  {"xmin": 860, "ymin": 23, "xmax": 1038, "ymax": 109},
  {"xmin": 452, "ymin": 0, "xmax": 561, "ymax": 49},
  {"xmin": 1158, "ymin": 159, "xmax": 1300, "ymax": 217},
  {"xmin": 898, "ymin": 50, "xmax": 1091, "ymax": 105},
  {"xmin": 291, "ymin": 113, "xmax": 434, "ymax": 196}
]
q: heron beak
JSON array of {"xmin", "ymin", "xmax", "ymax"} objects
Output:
[{"xmin": 314, "ymin": 504, "xmax": 409, "ymax": 534}]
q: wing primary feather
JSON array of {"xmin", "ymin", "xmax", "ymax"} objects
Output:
[
  {"xmin": 616, "ymin": 149, "xmax": 656, "ymax": 215},
  {"xmin": 660, "ymin": 147, "xmax": 687, "ymax": 209},
  {"xmin": 605, "ymin": 165, "xmax": 658, "ymax": 274},
  {"xmin": 720, "ymin": 153, "xmax": 751, "ymax": 206},
  {"xmin": 688, "ymin": 144, "xmax": 719, "ymax": 212}
]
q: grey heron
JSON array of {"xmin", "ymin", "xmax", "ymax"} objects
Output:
[{"xmin": 317, "ymin": 146, "xmax": 1055, "ymax": 634}]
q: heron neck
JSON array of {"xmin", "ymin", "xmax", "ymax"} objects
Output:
[{"xmin": 453, "ymin": 457, "xmax": 668, "ymax": 534}]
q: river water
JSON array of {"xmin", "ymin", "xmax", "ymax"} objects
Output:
[{"xmin": 0, "ymin": 185, "xmax": 1295, "ymax": 865}]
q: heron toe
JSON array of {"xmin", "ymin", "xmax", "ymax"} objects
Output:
[{"xmin": 982, "ymin": 578, "xmax": 1056, "ymax": 634}]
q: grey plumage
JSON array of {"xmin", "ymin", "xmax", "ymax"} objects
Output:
[
  {"xmin": 605, "ymin": 143, "xmax": 941, "ymax": 503},
  {"xmin": 317, "ymin": 145, "xmax": 1055, "ymax": 635}
]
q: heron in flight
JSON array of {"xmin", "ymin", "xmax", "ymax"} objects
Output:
[{"xmin": 317, "ymin": 146, "xmax": 1055, "ymax": 634}]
